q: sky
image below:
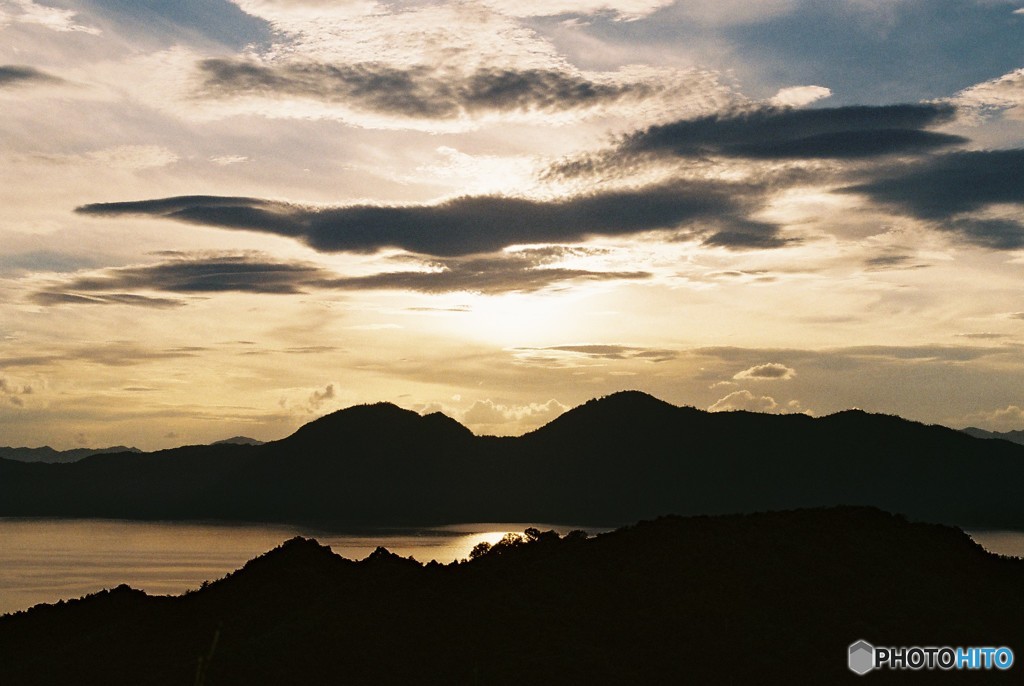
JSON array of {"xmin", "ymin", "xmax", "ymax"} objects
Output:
[{"xmin": 1, "ymin": 0, "xmax": 1023, "ymax": 449}]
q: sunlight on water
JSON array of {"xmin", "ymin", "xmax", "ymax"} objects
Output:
[{"xmin": 0, "ymin": 519, "xmax": 578, "ymax": 615}]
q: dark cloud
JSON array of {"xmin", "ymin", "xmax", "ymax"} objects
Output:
[
  {"xmin": 623, "ymin": 104, "xmax": 962, "ymax": 159},
  {"xmin": 196, "ymin": 59, "xmax": 655, "ymax": 118},
  {"xmin": 31, "ymin": 251, "xmax": 650, "ymax": 303},
  {"xmin": 323, "ymin": 251, "xmax": 651, "ymax": 294},
  {"xmin": 76, "ymin": 180, "xmax": 788, "ymax": 256},
  {"xmin": 0, "ymin": 65, "xmax": 62, "ymax": 87},
  {"xmin": 548, "ymin": 104, "xmax": 964, "ymax": 178},
  {"xmin": 32, "ymin": 255, "xmax": 330, "ymax": 307},
  {"xmin": 843, "ymin": 149, "xmax": 1024, "ymax": 248},
  {"xmin": 545, "ymin": 104, "xmax": 969, "ymax": 187}
]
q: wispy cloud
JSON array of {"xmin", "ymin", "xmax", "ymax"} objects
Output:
[
  {"xmin": 196, "ymin": 59, "xmax": 662, "ymax": 119},
  {"xmin": 733, "ymin": 362, "xmax": 795, "ymax": 380},
  {"xmin": 0, "ymin": 64, "xmax": 62, "ymax": 87},
  {"xmin": 517, "ymin": 344, "xmax": 678, "ymax": 362},
  {"xmin": 29, "ymin": 250, "xmax": 651, "ymax": 302}
]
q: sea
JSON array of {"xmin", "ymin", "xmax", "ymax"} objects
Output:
[
  {"xmin": 0, "ymin": 518, "xmax": 1016, "ymax": 617},
  {"xmin": 0, "ymin": 518, "xmax": 585, "ymax": 616}
]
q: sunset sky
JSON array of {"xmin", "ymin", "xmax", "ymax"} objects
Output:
[{"xmin": 1, "ymin": 0, "xmax": 1023, "ymax": 449}]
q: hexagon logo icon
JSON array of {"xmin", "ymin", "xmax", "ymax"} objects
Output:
[{"xmin": 849, "ymin": 640, "xmax": 875, "ymax": 675}]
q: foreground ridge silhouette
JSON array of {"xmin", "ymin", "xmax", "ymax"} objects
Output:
[
  {"xmin": 3, "ymin": 390, "xmax": 1024, "ymax": 528},
  {"xmin": 1, "ymin": 507, "xmax": 1019, "ymax": 684}
]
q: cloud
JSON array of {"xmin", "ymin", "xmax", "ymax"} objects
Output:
[
  {"xmin": 307, "ymin": 383, "xmax": 336, "ymax": 411},
  {"xmin": 30, "ymin": 254, "xmax": 330, "ymax": 306},
  {"xmin": 862, "ymin": 253, "xmax": 930, "ymax": 271},
  {"xmin": 955, "ymin": 333, "xmax": 1009, "ymax": 340},
  {"xmin": 965, "ymin": 405, "xmax": 1024, "ymax": 432},
  {"xmin": 462, "ymin": 398, "xmax": 567, "ymax": 430},
  {"xmin": 30, "ymin": 250, "xmax": 650, "ymax": 302},
  {"xmin": 0, "ymin": 64, "xmax": 62, "ymax": 87},
  {"xmin": 843, "ymin": 149, "xmax": 1024, "ymax": 248},
  {"xmin": 30, "ymin": 292, "xmax": 184, "ymax": 308},
  {"xmin": 76, "ymin": 179, "xmax": 788, "ymax": 256},
  {"xmin": 0, "ymin": 377, "xmax": 33, "ymax": 408},
  {"xmin": 769, "ymin": 85, "xmax": 832, "ymax": 107},
  {"xmin": 85, "ymin": 145, "xmax": 179, "ymax": 170},
  {"xmin": 733, "ymin": 363, "xmax": 796, "ymax": 380},
  {"xmin": 613, "ymin": 103, "xmax": 965, "ymax": 161},
  {"xmin": 196, "ymin": 59, "xmax": 664, "ymax": 119},
  {"xmin": 708, "ymin": 389, "xmax": 779, "ymax": 413},
  {"xmin": 324, "ymin": 251, "xmax": 651, "ymax": 294},
  {"xmin": 480, "ymin": 0, "xmax": 675, "ymax": 20},
  {"xmin": 518, "ymin": 344, "xmax": 678, "ymax": 362},
  {"xmin": 952, "ymin": 67, "xmax": 1024, "ymax": 121},
  {"xmin": 2, "ymin": 0, "xmax": 99, "ymax": 34},
  {"xmin": 0, "ymin": 343, "xmax": 204, "ymax": 368}
]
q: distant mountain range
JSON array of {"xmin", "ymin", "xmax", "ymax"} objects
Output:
[
  {"xmin": 0, "ymin": 437, "xmax": 263, "ymax": 463},
  {"xmin": 0, "ymin": 445, "xmax": 141, "ymax": 464},
  {"xmin": 961, "ymin": 426, "xmax": 1024, "ymax": 446},
  {"xmin": 4, "ymin": 391, "xmax": 1024, "ymax": 529},
  {"xmin": 1, "ymin": 507, "xmax": 1021, "ymax": 684}
]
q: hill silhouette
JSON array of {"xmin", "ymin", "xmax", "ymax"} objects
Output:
[
  {"xmin": 1, "ymin": 507, "xmax": 1021, "ymax": 684},
  {"xmin": 962, "ymin": 426, "xmax": 1024, "ymax": 446},
  {"xmin": 0, "ymin": 445, "xmax": 140, "ymax": 464},
  {"xmin": 3, "ymin": 391, "xmax": 1024, "ymax": 528}
]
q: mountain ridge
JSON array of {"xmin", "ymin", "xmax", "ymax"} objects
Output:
[{"xmin": 3, "ymin": 391, "xmax": 1024, "ymax": 529}]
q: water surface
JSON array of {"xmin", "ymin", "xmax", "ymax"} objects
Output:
[
  {"xmin": 2, "ymin": 518, "xmax": 1014, "ymax": 617},
  {"xmin": 0, "ymin": 518, "xmax": 567, "ymax": 615}
]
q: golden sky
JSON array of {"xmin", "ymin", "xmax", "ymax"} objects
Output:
[{"xmin": 1, "ymin": 0, "xmax": 1023, "ymax": 449}]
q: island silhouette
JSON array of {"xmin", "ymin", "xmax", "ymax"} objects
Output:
[
  {"xmin": 2, "ymin": 391, "xmax": 1023, "ymax": 530},
  {"xmin": 1, "ymin": 507, "xmax": 1021, "ymax": 684}
]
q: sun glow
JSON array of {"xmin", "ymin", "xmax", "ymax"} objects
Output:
[{"xmin": 452, "ymin": 292, "xmax": 585, "ymax": 346}]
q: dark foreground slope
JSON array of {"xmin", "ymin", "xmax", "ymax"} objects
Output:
[
  {"xmin": 1, "ymin": 507, "xmax": 1020, "ymax": 685},
  {"xmin": 5, "ymin": 391, "xmax": 1024, "ymax": 528}
]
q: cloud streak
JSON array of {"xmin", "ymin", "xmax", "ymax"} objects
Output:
[
  {"xmin": 0, "ymin": 64, "xmax": 62, "ymax": 87},
  {"xmin": 844, "ymin": 149, "xmax": 1024, "ymax": 248},
  {"xmin": 30, "ymin": 250, "xmax": 652, "ymax": 303},
  {"xmin": 196, "ymin": 59, "xmax": 662, "ymax": 118},
  {"xmin": 733, "ymin": 363, "xmax": 795, "ymax": 380},
  {"xmin": 76, "ymin": 180, "xmax": 788, "ymax": 256}
]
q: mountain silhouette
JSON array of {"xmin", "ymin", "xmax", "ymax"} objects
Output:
[
  {"xmin": 4, "ymin": 391, "xmax": 1024, "ymax": 528},
  {"xmin": 1, "ymin": 507, "xmax": 1022, "ymax": 684},
  {"xmin": 961, "ymin": 426, "xmax": 1024, "ymax": 446},
  {"xmin": 0, "ymin": 445, "xmax": 140, "ymax": 464},
  {"xmin": 211, "ymin": 436, "xmax": 264, "ymax": 446}
]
